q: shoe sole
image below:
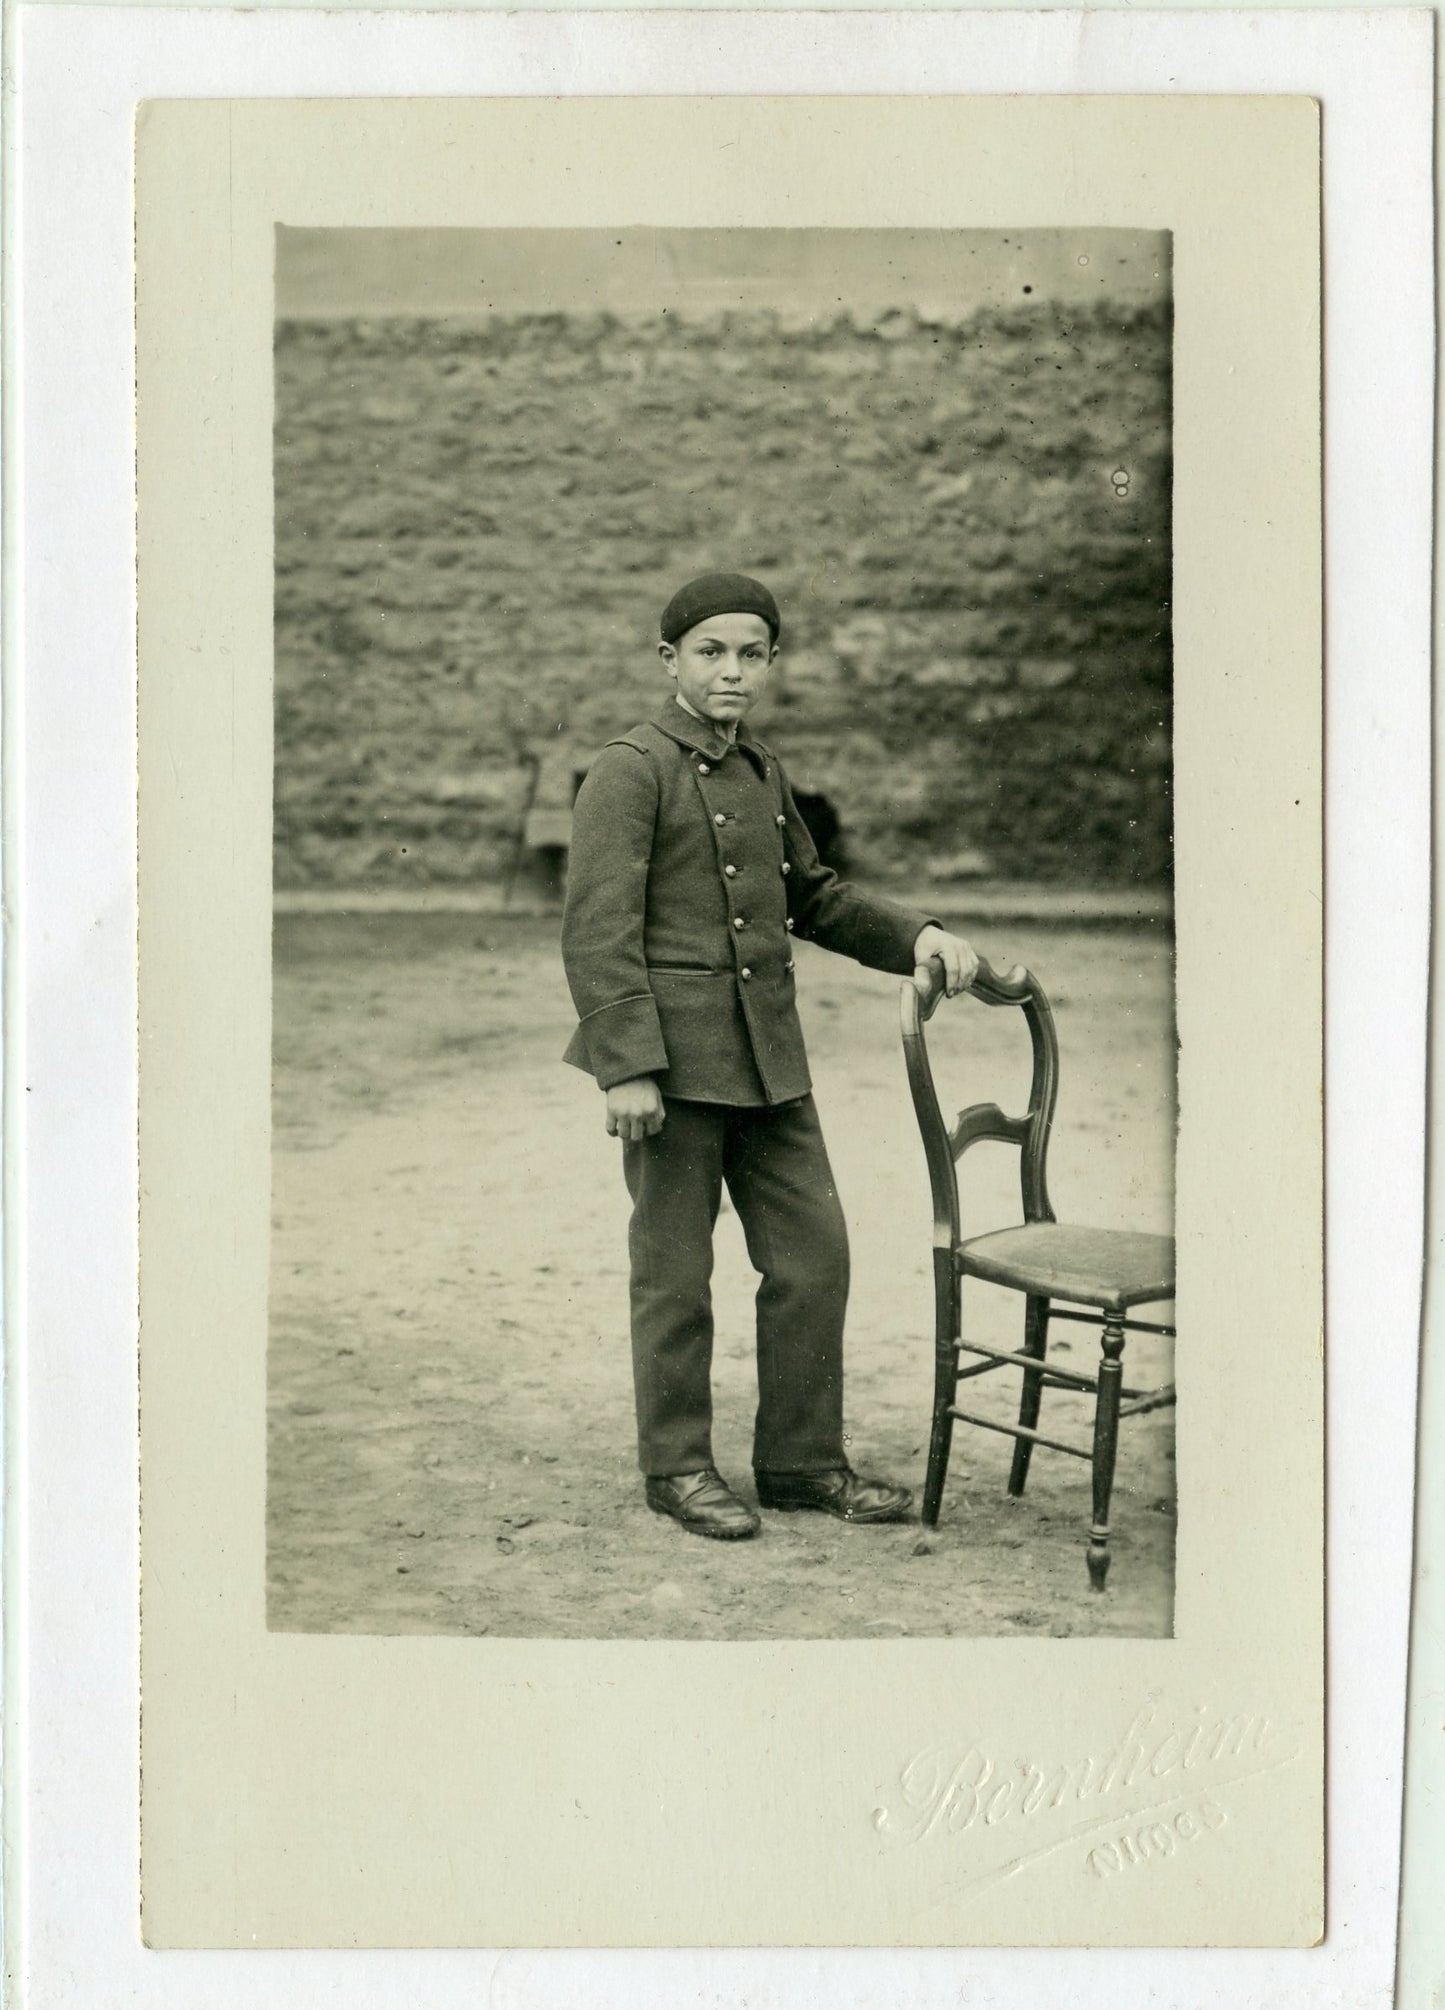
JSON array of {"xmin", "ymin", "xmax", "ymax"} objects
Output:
[
  {"xmin": 646, "ymin": 1498, "xmax": 760, "ymax": 1539},
  {"xmin": 757, "ymin": 1497, "xmax": 913, "ymax": 1524}
]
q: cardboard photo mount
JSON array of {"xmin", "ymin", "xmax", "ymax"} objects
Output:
[{"xmin": 135, "ymin": 93, "xmax": 1322, "ymax": 1949}]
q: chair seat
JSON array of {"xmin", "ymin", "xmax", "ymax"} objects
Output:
[{"xmin": 959, "ymin": 1222, "xmax": 1175, "ymax": 1312}]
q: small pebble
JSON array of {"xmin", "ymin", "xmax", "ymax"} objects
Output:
[{"xmin": 496, "ymin": 1536, "xmax": 515, "ymax": 1555}]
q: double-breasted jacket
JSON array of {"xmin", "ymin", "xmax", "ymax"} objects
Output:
[{"xmin": 561, "ymin": 699, "xmax": 933, "ymax": 1106}]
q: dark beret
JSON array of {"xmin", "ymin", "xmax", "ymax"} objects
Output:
[{"xmin": 660, "ymin": 572, "xmax": 781, "ymax": 646}]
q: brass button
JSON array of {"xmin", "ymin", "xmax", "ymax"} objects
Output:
[
  {"xmin": 724, "ymin": 865, "xmax": 737, "ymax": 878},
  {"xmin": 714, "ymin": 813, "xmax": 726, "ymax": 826},
  {"xmin": 734, "ymin": 918, "xmax": 746, "ymax": 930},
  {"xmin": 740, "ymin": 967, "xmax": 752, "ymax": 981},
  {"xmin": 786, "ymin": 959, "xmax": 795, "ymax": 973},
  {"xmin": 776, "ymin": 814, "xmax": 786, "ymax": 827},
  {"xmin": 697, "ymin": 762, "xmax": 711, "ymax": 775},
  {"xmin": 781, "ymin": 862, "xmax": 790, "ymax": 876},
  {"xmin": 785, "ymin": 918, "xmax": 794, "ymax": 932}
]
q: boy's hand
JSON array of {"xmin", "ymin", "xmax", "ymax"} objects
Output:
[
  {"xmin": 913, "ymin": 925, "xmax": 979, "ymax": 998},
  {"xmin": 605, "ymin": 1076, "xmax": 666, "ymax": 1143}
]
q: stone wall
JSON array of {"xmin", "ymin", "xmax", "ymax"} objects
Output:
[{"xmin": 274, "ymin": 301, "xmax": 1172, "ymax": 888}]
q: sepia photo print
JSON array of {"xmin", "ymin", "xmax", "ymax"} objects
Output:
[{"xmin": 267, "ymin": 225, "xmax": 1177, "ymax": 1642}]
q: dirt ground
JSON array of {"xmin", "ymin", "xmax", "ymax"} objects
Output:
[{"xmin": 267, "ymin": 911, "xmax": 1176, "ymax": 1640}]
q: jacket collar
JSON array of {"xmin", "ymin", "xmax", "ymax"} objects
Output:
[{"xmin": 651, "ymin": 697, "xmax": 770, "ymax": 774}]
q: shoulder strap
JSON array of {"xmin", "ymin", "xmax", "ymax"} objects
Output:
[{"xmin": 605, "ymin": 723, "xmax": 668, "ymax": 760}]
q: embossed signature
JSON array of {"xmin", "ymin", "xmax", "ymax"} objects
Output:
[{"xmin": 872, "ymin": 1698, "xmax": 1299, "ymax": 1895}]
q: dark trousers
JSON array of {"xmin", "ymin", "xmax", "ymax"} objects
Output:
[{"xmin": 621, "ymin": 1094, "xmax": 850, "ymax": 1478}]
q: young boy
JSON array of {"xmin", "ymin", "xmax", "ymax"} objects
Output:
[{"xmin": 561, "ymin": 573, "xmax": 977, "ymax": 1540}]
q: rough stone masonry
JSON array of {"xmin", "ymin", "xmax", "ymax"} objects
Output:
[{"xmin": 273, "ymin": 300, "xmax": 1172, "ymax": 892}]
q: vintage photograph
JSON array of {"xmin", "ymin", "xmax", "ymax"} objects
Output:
[
  {"xmin": 135, "ymin": 89, "xmax": 1331, "ymax": 1949},
  {"xmin": 267, "ymin": 224, "xmax": 1176, "ymax": 1642}
]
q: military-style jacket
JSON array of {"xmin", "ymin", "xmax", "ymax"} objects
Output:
[{"xmin": 561, "ymin": 698, "xmax": 935, "ymax": 1106}]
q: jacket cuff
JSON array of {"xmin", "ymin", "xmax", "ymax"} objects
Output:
[
  {"xmin": 880, "ymin": 907, "xmax": 945, "ymax": 974},
  {"xmin": 909, "ymin": 914, "xmax": 945, "ymax": 958},
  {"xmin": 577, "ymin": 993, "xmax": 669, "ymax": 1090}
]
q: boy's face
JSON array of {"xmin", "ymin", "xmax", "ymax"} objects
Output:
[{"xmin": 659, "ymin": 612, "xmax": 778, "ymax": 727}]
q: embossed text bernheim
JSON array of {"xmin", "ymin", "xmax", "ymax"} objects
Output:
[{"xmin": 874, "ymin": 1699, "xmax": 1295, "ymax": 1851}]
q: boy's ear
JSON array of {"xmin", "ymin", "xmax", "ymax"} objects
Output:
[{"xmin": 658, "ymin": 641, "xmax": 678, "ymax": 675}]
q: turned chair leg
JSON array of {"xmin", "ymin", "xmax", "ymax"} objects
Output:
[
  {"xmin": 1008, "ymin": 1295, "xmax": 1050, "ymax": 1497},
  {"xmin": 922, "ymin": 1357, "xmax": 956, "ymax": 1527},
  {"xmin": 922, "ymin": 1252, "xmax": 958, "ymax": 1527},
  {"xmin": 1087, "ymin": 1315, "xmax": 1127, "ymax": 1591}
]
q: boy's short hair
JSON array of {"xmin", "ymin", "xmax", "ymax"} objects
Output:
[{"xmin": 660, "ymin": 572, "xmax": 781, "ymax": 646}]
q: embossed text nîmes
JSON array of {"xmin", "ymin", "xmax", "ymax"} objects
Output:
[{"xmin": 1086, "ymin": 1794, "xmax": 1227, "ymax": 1878}]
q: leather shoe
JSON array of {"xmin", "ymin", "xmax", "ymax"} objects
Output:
[
  {"xmin": 754, "ymin": 1465, "xmax": 914, "ymax": 1524},
  {"xmin": 645, "ymin": 1468, "xmax": 761, "ymax": 1540}
]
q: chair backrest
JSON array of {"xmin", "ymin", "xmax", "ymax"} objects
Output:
[{"xmin": 899, "ymin": 955, "xmax": 1060, "ymax": 1253}]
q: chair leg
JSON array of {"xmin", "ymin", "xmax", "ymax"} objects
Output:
[
  {"xmin": 1087, "ymin": 1315, "xmax": 1126, "ymax": 1590},
  {"xmin": 922, "ymin": 1355, "xmax": 956, "ymax": 1527},
  {"xmin": 922, "ymin": 1251, "xmax": 958, "ymax": 1528},
  {"xmin": 1008, "ymin": 1296, "xmax": 1050, "ymax": 1497}
]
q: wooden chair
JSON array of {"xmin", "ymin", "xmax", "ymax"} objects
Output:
[{"xmin": 900, "ymin": 956, "xmax": 1176, "ymax": 1590}]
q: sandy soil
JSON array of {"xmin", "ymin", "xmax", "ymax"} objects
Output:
[{"xmin": 267, "ymin": 911, "xmax": 1176, "ymax": 1639}]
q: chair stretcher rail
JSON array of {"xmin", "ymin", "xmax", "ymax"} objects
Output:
[
  {"xmin": 954, "ymin": 1355, "xmax": 1010, "ymax": 1384},
  {"xmin": 953, "ymin": 1339, "xmax": 1157, "ymax": 1402},
  {"xmin": 954, "ymin": 1338, "xmax": 1099, "ymax": 1393},
  {"xmin": 946, "ymin": 1406, "xmax": 1093, "ymax": 1460},
  {"xmin": 1116, "ymin": 1386, "xmax": 1177, "ymax": 1420},
  {"xmin": 1044, "ymin": 1306, "xmax": 1176, "ymax": 1337}
]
